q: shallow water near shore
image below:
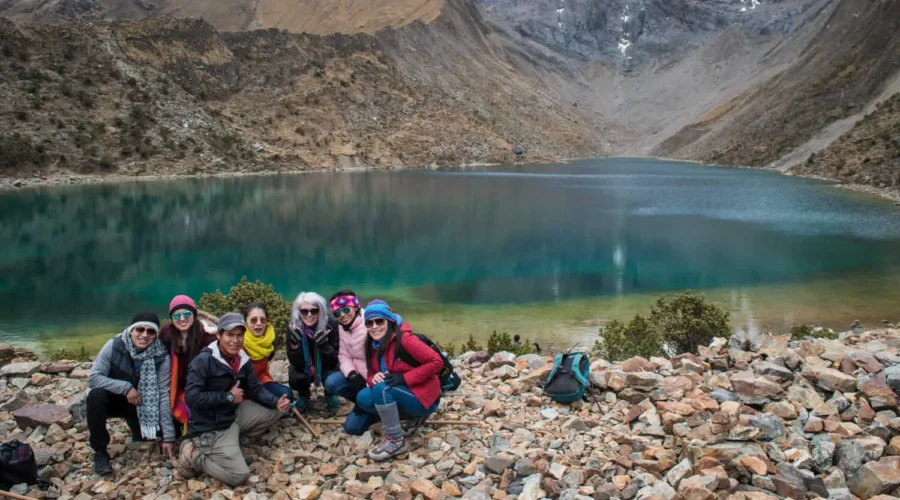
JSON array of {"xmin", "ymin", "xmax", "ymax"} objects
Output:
[{"xmin": 2, "ymin": 158, "xmax": 900, "ymax": 356}]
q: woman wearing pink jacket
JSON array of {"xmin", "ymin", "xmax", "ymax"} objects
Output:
[{"xmin": 323, "ymin": 290, "xmax": 369, "ymax": 404}]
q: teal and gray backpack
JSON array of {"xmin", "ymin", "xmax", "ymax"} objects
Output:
[{"xmin": 544, "ymin": 353, "xmax": 590, "ymax": 404}]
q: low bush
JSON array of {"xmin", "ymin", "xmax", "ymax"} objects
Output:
[
  {"xmin": 50, "ymin": 345, "xmax": 92, "ymax": 362},
  {"xmin": 593, "ymin": 315, "xmax": 663, "ymax": 361},
  {"xmin": 199, "ymin": 277, "xmax": 292, "ymax": 349},
  {"xmin": 790, "ymin": 324, "xmax": 838, "ymax": 340}
]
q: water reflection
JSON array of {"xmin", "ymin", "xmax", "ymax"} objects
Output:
[{"xmin": 1, "ymin": 158, "xmax": 900, "ymax": 347}]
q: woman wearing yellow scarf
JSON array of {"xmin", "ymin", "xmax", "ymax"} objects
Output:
[{"xmin": 242, "ymin": 303, "xmax": 294, "ymax": 401}]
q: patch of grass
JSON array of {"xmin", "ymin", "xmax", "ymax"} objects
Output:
[{"xmin": 50, "ymin": 346, "xmax": 92, "ymax": 362}]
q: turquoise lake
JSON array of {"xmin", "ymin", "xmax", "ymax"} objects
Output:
[{"xmin": 2, "ymin": 158, "xmax": 900, "ymax": 355}]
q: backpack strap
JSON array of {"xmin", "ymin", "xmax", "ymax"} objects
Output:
[
  {"xmin": 546, "ymin": 354, "xmax": 564, "ymax": 383},
  {"xmin": 393, "ymin": 329, "xmax": 421, "ymax": 368},
  {"xmin": 570, "ymin": 353, "xmax": 589, "ymax": 387}
]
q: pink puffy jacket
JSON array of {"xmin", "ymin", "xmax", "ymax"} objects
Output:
[{"xmin": 337, "ymin": 311, "xmax": 368, "ymax": 379}]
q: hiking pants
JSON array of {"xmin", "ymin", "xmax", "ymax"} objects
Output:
[
  {"xmin": 87, "ymin": 388, "xmax": 142, "ymax": 452},
  {"xmin": 190, "ymin": 400, "xmax": 280, "ymax": 486},
  {"xmin": 343, "ymin": 382, "xmax": 438, "ymax": 435}
]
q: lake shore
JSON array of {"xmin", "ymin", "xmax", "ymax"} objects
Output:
[{"xmin": 3, "ymin": 156, "xmax": 899, "ymax": 204}]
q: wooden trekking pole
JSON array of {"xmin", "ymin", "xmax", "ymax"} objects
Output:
[
  {"xmin": 0, "ymin": 490, "xmax": 39, "ymax": 500},
  {"xmin": 309, "ymin": 418, "xmax": 482, "ymax": 427},
  {"xmin": 292, "ymin": 407, "xmax": 321, "ymax": 438}
]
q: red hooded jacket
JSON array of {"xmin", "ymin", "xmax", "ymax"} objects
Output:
[{"xmin": 366, "ymin": 324, "xmax": 443, "ymax": 409}]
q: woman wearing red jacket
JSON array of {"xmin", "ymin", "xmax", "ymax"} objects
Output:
[{"xmin": 343, "ymin": 299, "xmax": 443, "ymax": 461}]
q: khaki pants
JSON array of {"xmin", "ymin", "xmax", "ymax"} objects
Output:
[{"xmin": 192, "ymin": 401, "xmax": 280, "ymax": 486}]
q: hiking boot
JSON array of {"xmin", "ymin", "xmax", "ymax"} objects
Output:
[
  {"xmin": 93, "ymin": 451, "xmax": 113, "ymax": 476},
  {"xmin": 325, "ymin": 394, "xmax": 342, "ymax": 412},
  {"xmin": 174, "ymin": 440, "xmax": 198, "ymax": 479},
  {"xmin": 368, "ymin": 435, "xmax": 408, "ymax": 462}
]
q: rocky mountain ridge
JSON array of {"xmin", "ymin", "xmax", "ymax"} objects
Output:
[{"xmin": 1, "ymin": 325, "xmax": 900, "ymax": 499}]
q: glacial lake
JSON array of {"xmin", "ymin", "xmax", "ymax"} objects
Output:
[{"xmin": 2, "ymin": 158, "xmax": 900, "ymax": 356}]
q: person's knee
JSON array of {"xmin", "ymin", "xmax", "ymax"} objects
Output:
[
  {"xmin": 324, "ymin": 373, "xmax": 344, "ymax": 393},
  {"xmin": 356, "ymin": 389, "xmax": 375, "ymax": 412},
  {"xmin": 87, "ymin": 388, "xmax": 111, "ymax": 405},
  {"xmin": 224, "ymin": 467, "xmax": 251, "ymax": 487},
  {"xmin": 372, "ymin": 383, "xmax": 391, "ymax": 405},
  {"xmin": 343, "ymin": 420, "xmax": 365, "ymax": 436}
]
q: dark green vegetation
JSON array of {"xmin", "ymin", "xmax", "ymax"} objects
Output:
[{"xmin": 593, "ymin": 291, "xmax": 730, "ymax": 361}]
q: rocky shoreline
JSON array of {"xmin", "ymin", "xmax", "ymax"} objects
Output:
[{"xmin": 1, "ymin": 327, "xmax": 900, "ymax": 500}]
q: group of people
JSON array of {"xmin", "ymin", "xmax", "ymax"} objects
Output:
[{"xmin": 86, "ymin": 290, "xmax": 445, "ymax": 485}]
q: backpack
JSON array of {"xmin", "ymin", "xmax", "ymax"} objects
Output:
[
  {"xmin": 0, "ymin": 440, "xmax": 38, "ymax": 490},
  {"xmin": 395, "ymin": 331, "xmax": 462, "ymax": 393},
  {"xmin": 544, "ymin": 353, "xmax": 590, "ymax": 404}
]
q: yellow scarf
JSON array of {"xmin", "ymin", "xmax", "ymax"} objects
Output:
[{"xmin": 243, "ymin": 323, "xmax": 275, "ymax": 361}]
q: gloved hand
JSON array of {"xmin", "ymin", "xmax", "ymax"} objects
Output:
[
  {"xmin": 384, "ymin": 373, "xmax": 405, "ymax": 387},
  {"xmin": 313, "ymin": 328, "xmax": 331, "ymax": 346},
  {"xmin": 347, "ymin": 371, "xmax": 366, "ymax": 392},
  {"xmin": 288, "ymin": 327, "xmax": 302, "ymax": 346}
]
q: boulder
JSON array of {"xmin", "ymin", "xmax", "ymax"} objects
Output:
[
  {"xmin": 621, "ymin": 357, "xmax": 656, "ymax": 372},
  {"xmin": 847, "ymin": 456, "xmax": 900, "ymax": 499},
  {"xmin": 13, "ymin": 404, "xmax": 72, "ymax": 430},
  {"xmin": 801, "ymin": 365, "xmax": 857, "ymax": 393},
  {"xmin": 0, "ymin": 362, "xmax": 42, "ymax": 378},
  {"xmin": 0, "ymin": 390, "xmax": 30, "ymax": 412},
  {"xmin": 752, "ymin": 362, "xmax": 794, "ymax": 382},
  {"xmin": 730, "ymin": 371, "xmax": 783, "ymax": 404},
  {"xmin": 41, "ymin": 361, "xmax": 76, "ymax": 374},
  {"xmin": 488, "ymin": 352, "xmax": 517, "ymax": 370},
  {"xmin": 626, "ymin": 372, "xmax": 662, "ymax": 391},
  {"xmin": 847, "ymin": 351, "xmax": 885, "ymax": 374}
]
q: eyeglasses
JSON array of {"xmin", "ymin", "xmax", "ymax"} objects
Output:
[
  {"xmin": 332, "ymin": 307, "xmax": 352, "ymax": 318},
  {"xmin": 132, "ymin": 326, "xmax": 158, "ymax": 337},
  {"xmin": 171, "ymin": 311, "xmax": 193, "ymax": 321},
  {"xmin": 248, "ymin": 317, "xmax": 268, "ymax": 325},
  {"xmin": 300, "ymin": 308, "xmax": 319, "ymax": 317},
  {"xmin": 365, "ymin": 318, "xmax": 387, "ymax": 328}
]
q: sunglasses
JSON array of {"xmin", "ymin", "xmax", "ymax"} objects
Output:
[
  {"xmin": 332, "ymin": 306, "xmax": 352, "ymax": 318},
  {"xmin": 365, "ymin": 318, "xmax": 387, "ymax": 328},
  {"xmin": 248, "ymin": 317, "xmax": 268, "ymax": 325},
  {"xmin": 171, "ymin": 311, "xmax": 193, "ymax": 321},
  {"xmin": 300, "ymin": 308, "xmax": 319, "ymax": 317},
  {"xmin": 132, "ymin": 326, "xmax": 158, "ymax": 337}
]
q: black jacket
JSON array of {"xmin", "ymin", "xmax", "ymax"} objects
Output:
[
  {"xmin": 285, "ymin": 318, "xmax": 340, "ymax": 381},
  {"xmin": 185, "ymin": 342, "xmax": 279, "ymax": 435}
]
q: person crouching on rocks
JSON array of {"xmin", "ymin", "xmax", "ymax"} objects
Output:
[
  {"xmin": 88, "ymin": 312, "xmax": 175, "ymax": 475},
  {"xmin": 286, "ymin": 292, "xmax": 341, "ymax": 412},
  {"xmin": 331, "ymin": 290, "xmax": 369, "ymax": 405},
  {"xmin": 242, "ymin": 302, "xmax": 294, "ymax": 401},
  {"xmin": 344, "ymin": 300, "xmax": 443, "ymax": 461},
  {"xmin": 175, "ymin": 312, "xmax": 291, "ymax": 486},
  {"xmin": 159, "ymin": 295, "xmax": 216, "ymax": 437}
]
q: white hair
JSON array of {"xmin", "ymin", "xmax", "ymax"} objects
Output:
[{"xmin": 290, "ymin": 292, "xmax": 329, "ymax": 333}]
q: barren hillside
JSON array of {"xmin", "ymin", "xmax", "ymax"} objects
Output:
[
  {"xmin": 0, "ymin": 0, "xmax": 444, "ymax": 33},
  {"xmin": 0, "ymin": 0, "xmax": 603, "ymax": 179}
]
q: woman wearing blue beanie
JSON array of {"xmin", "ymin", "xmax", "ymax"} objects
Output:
[{"xmin": 344, "ymin": 300, "xmax": 444, "ymax": 461}]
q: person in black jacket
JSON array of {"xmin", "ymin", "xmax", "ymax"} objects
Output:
[
  {"xmin": 286, "ymin": 292, "xmax": 342, "ymax": 412},
  {"xmin": 174, "ymin": 313, "xmax": 290, "ymax": 486}
]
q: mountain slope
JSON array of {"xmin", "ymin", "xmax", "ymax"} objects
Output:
[
  {"xmin": 0, "ymin": 0, "xmax": 603, "ymax": 179},
  {"xmin": 653, "ymin": 0, "xmax": 900, "ymax": 178}
]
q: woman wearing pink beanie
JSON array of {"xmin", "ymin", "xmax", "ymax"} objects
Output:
[{"xmin": 159, "ymin": 295, "xmax": 216, "ymax": 435}]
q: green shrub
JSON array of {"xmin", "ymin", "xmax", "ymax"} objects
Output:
[
  {"xmin": 199, "ymin": 277, "xmax": 292, "ymax": 349},
  {"xmin": 50, "ymin": 345, "xmax": 92, "ymax": 362},
  {"xmin": 650, "ymin": 291, "xmax": 730, "ymax": 356},
  {"xmin": 435, "ymin": 341, "xmax": 457, "ymax": 359},
  {"xmin": 593, "ymin": 315, "xmax": 663, "ymax": 361},
  {"xmin": 487, "ymin": 330, "xmax": 534, "ymax": 356},
  {"xmin": 790, "ymin": 324, "xmax": 838, "ymax": 341},
  {"xmin": 0, "ymin": 133, "xmax": 47, "ymax": 169},
  {"xmin": 462, "ymin": 334, "xmax": 483, "ymax": 353}
]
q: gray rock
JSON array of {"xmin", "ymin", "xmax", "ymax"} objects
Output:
[
  {"xmin": 826, "ymin": 487, "xmax": 854, "ymax": 500},
  {"xmin": 491, "ymin": 365, "xmax": 518, "ymax": 380},
  {"xmin": 753, "ymin": 362, "xmax": 795, "ymax": 382},
  {"xmin": 834, "ymin": 439, "xmax": 866, "ymax": 477},
  {"xmin": 0, "ymin": 362, "xmax": 42, "ymax": 377},
  {"xmin": 540, "ymin": 408, "xmax": 559, "ymax": 420},
  {"xmin": 558, "ymin": 489, "xmax": 593, "ymax": 500},
  {"xmin": 488, "ymin": 352, "xmax": 517, "ymax": 369},
  {"xmin": 748, "ymin": 413, "xmax": 786, "ymax": 441},
  {"xmin": 666, "ymin": 458, "xmax": 692, "ymax": 488},
  {"xmin": 485, "ymin": 454, "xmax": 515, "ymax": 474},
  {"xmin": 710, "ymin": 389, "xmax": 737, "ymax": 403},
  {"xmin": 519, "ymin": 474, "xmax": 544, "ymax": 500},
  {"xmin": 0, "ymin": 390, "xmax": 30, "ymax": 412},
  {"xmin": 67, "ymin": 393, "xmax": 87, "ymax": 423},
  {"xmin": 885, "ymin": 365, "xmax": 900, "ymax": 392},
  {"xmin": 515, "ymin": 458, "xmax": 537, "ymax": 476},
  {"xmin": 634, "ymin": 481, "xmax": 675, "ymax": 500},
  {"xmin": 811, "ymin": 434, "xmax": 835, "ymax": 473}
]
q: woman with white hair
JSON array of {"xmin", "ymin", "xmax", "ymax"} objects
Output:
[{"xmin": 286, "ymin": 292, "xmax": 341, "ymax": 412}]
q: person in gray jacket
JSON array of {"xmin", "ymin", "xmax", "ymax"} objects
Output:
[{"xmin": 87, "ymin": 311, "xmax": 175, "ymax": 475}]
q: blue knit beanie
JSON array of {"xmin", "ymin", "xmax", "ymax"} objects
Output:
[{"xmin": 364, "ymin": 299, "xmax": 403, "ymax": 326}]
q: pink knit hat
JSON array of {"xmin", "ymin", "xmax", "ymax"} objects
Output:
[{"xmin": 169, "ymin": 295, "xmax": 197, "ymax": 316}]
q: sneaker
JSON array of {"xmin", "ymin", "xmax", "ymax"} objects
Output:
[
  {"xmin": 174, "ymin": 440, "xmax": 198, "ymax": 479},
  {"xmin": 93, "ymin": 451, "xmax": 113, "ymax": 476},
  {"xmin": 325, "ymin": 394, "xmax": 342, "ymax": 412},
  {"xmin": 368, "ymin": 436, "xmax": 408, "ymax": 462}
]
